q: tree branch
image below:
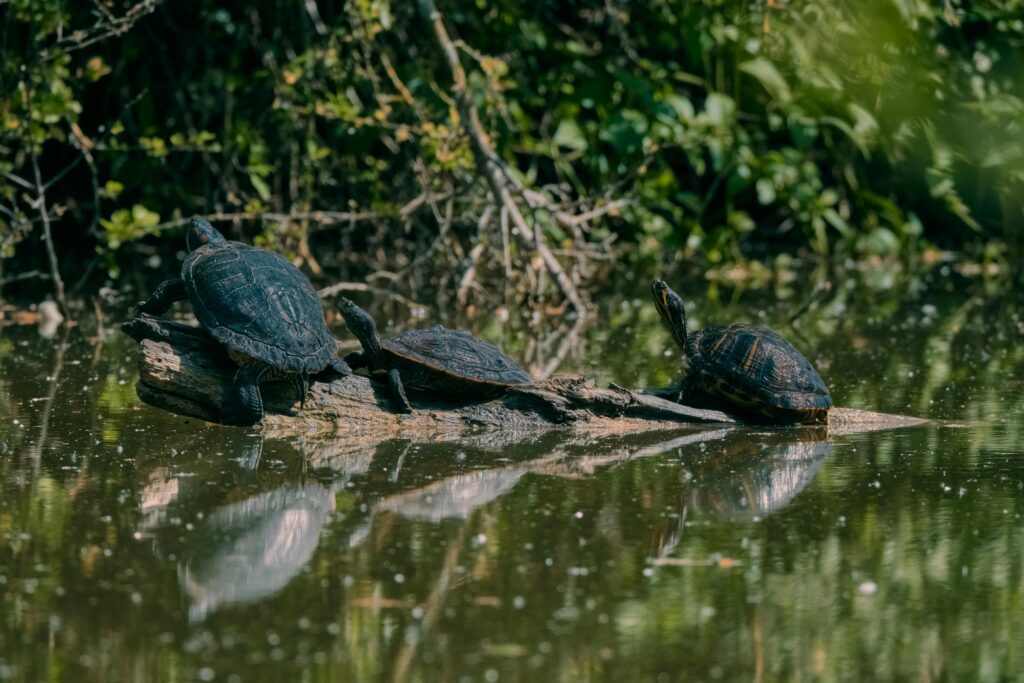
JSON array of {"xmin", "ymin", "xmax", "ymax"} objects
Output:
[
  {"xmin": 415, "ymin": 0, "xmax": 590, "ymax": 319},
  {"xmin": 153, "ymin": 210, "xmax": 383, "ymax": 233}
]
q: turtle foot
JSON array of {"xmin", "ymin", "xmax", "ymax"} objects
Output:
[
  {"xmin": 318, "ymin": 356, "xmax": 353, "ymax": 379},
  {"xmin": 220, "ymin": 403, "xmax": 263, "ymax": 426},
  {"xmin": 223, "ymin": 366, "xmax": 265, "ymax": 426}
]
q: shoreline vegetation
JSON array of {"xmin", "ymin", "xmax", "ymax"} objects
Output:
[{"xmin": 2, "ymin": 0, "xmax": 1022, "ymax": 318}]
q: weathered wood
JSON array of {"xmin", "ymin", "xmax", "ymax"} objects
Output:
[{"xmin": 121, "ymin": 315, "xmax": 928, "ymax": 438}]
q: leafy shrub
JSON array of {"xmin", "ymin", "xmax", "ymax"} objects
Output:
[{"xmin": 1, "ymin": 0, "xmax": 1021, "ymax": 290}]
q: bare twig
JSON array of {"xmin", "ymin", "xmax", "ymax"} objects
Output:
[
  {"xmin": 49, "ymin": 0, "xmax": 166, "ymax": 57},
  {"xmin": 302, "ymin": 0, "xmax": 329, "ymax": 35},
  {"xmin": 499, "ymin": 205, "xmax": 513, "ymax": 283},
  {"xmin": 788, "ymin": 280, "xmax": 832, "ymax": 325},
  {"xmin": 455, "ymin": 242, "xmax": 485, "ymax": 307},
  {"xmin": 317, "ymin": 281, "xmax": 421, "ymax": 309},
  {"xmin": 554, "ymin": 198, "xmax": 631, "ymax": 227},
  {"xmin": 42, "ymin": 90, "xmax": 148, "ymax": 197},
  {"xmin": 537, "ymin": 317, "xmax": 587, "ymax": 380},
  {"xmin": 0, "ymin": 270, "xmax": 48, "ymax": 286},
  {"xmin": 152, "ymin": 210, "xmax": 383, "ymax": 233},
  {"xmin": 456, "ymin": 204, "xmax": 494, "ymax": 309},
  {"xmin": 380, "ymin": 53, "xmax": 416, "ymax": 107},
  {"xmin": 1, "ymin": 171, "xmax": 34, "ymax": 191},
  {"xmin": 28, "ymin": 145, "xmax": 69, "ymax": 320}
]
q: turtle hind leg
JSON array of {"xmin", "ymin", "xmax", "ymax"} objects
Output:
[
  {"xmin": 388, "ymin": 368, "xmax": 412, "ymax": 414},
  {"xmin": 222, "ymin": 365, "xmax": 266, "ymax": 426}
]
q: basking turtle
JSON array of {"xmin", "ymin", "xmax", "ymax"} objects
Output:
[
  {"xmin": 651, "ymin": 279, "xmax": 831, "ymax": 425},
  {"xmin": 338, "ymin": 298, "xmax": 531, "ymax": 413},
  {"xmin": 134, "ymin": 216, "xmax": 348, "ymax": 425}
]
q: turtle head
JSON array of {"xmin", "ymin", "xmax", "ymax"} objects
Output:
[
  {"xmin": 186, "ymin": 216, "xmax": 227, "ymax": 252},
  {"xmin": 338, "ymin": 298, "xmax": 382, "ymax": 356},
  {"xmin": 651, "ymin": 279, "xmax": 689, "ymax": 351}
]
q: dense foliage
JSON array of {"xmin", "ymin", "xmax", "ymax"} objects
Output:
[{"xmin": 1, "ymin": 0, "xmax": 1022, "ymax": 298}]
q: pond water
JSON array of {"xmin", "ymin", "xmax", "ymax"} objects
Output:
[{"xmin": 1, "ymin": 266, "xmax": 1022, "ymax": 682}]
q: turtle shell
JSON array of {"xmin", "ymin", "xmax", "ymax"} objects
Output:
[
  {"xmin": 687, "ymin": 324, "xmax": 832, "ymax": 424},
  {"xmin": 382, "ymin": 325, "xmax": 530, "ymax": 396},
  {"xmin": 182, "ymin": 242, "xmax": 336, "ymax": 374}
]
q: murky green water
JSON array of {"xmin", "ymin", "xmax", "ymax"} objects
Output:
[{"xmin": 2, "ymin": 267, "xmax": 1023, "ymax": 682}]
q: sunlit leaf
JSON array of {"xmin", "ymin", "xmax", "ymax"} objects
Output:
[{"xmin": 739, "ymin": 58, "xmax": 791, "ymax": 104}]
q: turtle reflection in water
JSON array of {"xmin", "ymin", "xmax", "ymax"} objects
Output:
[
  {"xmin": 686, "ymin": 437, "xmax": 832, "ymax": 520},
  {"xmin": 339, "ymin": 298, "xmax": 531, "ymax": 413},
  {"xmin": 178, "ymin": 483, "xmax": 336, "ymax": 621},
  {"xmin": 134, "ymin": 216, "xmax": 348, "ymax": 425},
  {"xmin": 651, "ymin": 279, "xmax": 832, "ymax": 425}
]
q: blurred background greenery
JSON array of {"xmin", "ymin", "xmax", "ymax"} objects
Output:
[{"xmin": 1, "ymin": 0, "xmax": 1022, "ymax": 306}]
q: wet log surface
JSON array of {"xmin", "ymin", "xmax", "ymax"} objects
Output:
[{"xmin": 122, "ymin": 315, "xmax": 928, "ymax": 439}]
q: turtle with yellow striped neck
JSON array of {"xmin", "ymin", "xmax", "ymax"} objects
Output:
[{"xmin": 651, "ymin": 279, "xmax": 832, "ymax": 425}]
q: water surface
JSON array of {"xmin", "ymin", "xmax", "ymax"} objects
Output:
[{"xmin": 1, "ymin": 267, "xmax": 1022, "ymax": 682}]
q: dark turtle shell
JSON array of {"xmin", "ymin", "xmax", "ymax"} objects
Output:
[
  {"xmin": 687, "ymin": 324, "xmax": 832, "ymax": 424},
  {"xmin": 183, "ymin": 242, "xmax": 336, "ymax": 374},
  {"xmin": 381, "ymin": 325, "xmax": 531, "ymax": 397}
]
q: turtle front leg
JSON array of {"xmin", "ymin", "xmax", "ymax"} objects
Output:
[
  {"xmin": 222, "ymin": 365, "xmax": 265, "ymax": 426},
  {"xmin": 674, "ymin": 375, "xmax": 697, "ymax": 404},
  {"xmin": 344, "ymin": 351, "xmax": 368, "ymax": 371},
  {"xmin": 134, "ymin": 278, "xmax": 187, "ymax": 317},
  {"xmin": 387, "ymin": 368, "xmax": 413, "ymax": 414},
  {"xmin": 293, "ymin": 374, "xmax": 309, "ymax": 409},
  {"xmin": 311, "ymin": 356, "xmax": 352, "ymax": 384}
]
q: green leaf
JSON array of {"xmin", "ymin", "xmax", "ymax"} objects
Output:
[
  {"xmin": 823, "ymin": 208, "xmax": 850, "ymax": 237},
  {"xmin": 739, "ymin": 58, "xmax": 791, "ymax": 105},
  {"xmin": 101, "ymin": 180, "xmax": 124, "ymax": 199},
  {"xmin": 99, "ymin": 205, "xmax": 161, "ymax": 249},
  {"xmin": 848, "ymin": 104, "xmax": 879, "ymax": 140},
  {"xmin": 665, "ymin": 95, "xmax": 695, "ymax": 121},
  {"xmin": 704, "ymin": 93, "xmax": 736, "ymax": 127},
  {"xmin": 553, "ymin": 119, "xmax": 588, "ymax": 152},
  {"xmin": 250, "ymin": 173, "xmax": 272, "ymax": 201}
]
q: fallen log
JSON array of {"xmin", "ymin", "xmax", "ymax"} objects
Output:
[{"xmin": 121, "ymin": 315, "xmax": 928, "ymax": 438}]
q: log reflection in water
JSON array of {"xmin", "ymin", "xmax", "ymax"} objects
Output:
[
  {"xmin": 143, "ymin": 422, "xmax": 895, "ymax": 622},
  {"xmin": 378, "ymin": 466, "xmax": 531, "ymax": 522}
]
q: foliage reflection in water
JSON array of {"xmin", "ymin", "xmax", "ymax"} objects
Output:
[{"xmin": 1, "ymin": 268, "xmax": 1023, "ymax": 681}]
